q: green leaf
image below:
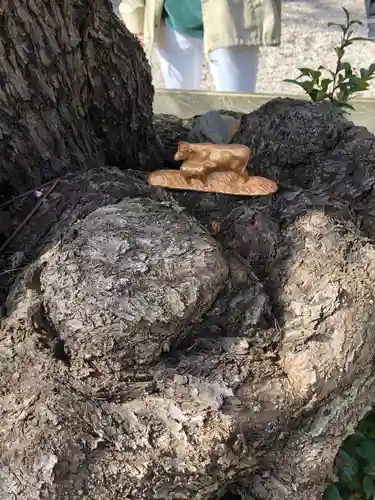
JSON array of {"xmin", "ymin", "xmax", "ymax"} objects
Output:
[
  {"xmin": 354, "ymin": 430, "xmax": 368, "ymax": 439},
  {"xmin": 369, "ymin": 63, "xmax": 375, "ymax": 76},
  {"xmin": 283, "ymin": 78, "xmax": 303, "ymax": 86},
  {"xmin": 332, "ymin": 101, "xmax": 355, "ymax": 111},
  {"xmin": 296, "ymin": 68, "xmax": 321, "ymax": 82},
  {"xmin": 358, "ymin": 80, "xmax": 370, "ymax": 91},
  {"xmin": 348, "ymin": 20, "xmax": 364, "ymax": 27},
  {"xmin": 297, "ymin": 81, "xmax": 315, "ymax": 94},
  {"xmin": 342, "ymin": 7, "xmax": 350, "ymax": 24},
  {"xmin": 336, "ymin": 449, "xmax": 354, "ymax": 467},
  {"xmin": 310, "ymin": 70, "xmax": 322, "ymax": 83},
  {"xmin": 364, "ymin": 464, "xmax": 375, "ymax": 476},
  {"xmin": 327, "ymin": 22, "xmax": 346, "ymax": 31},
  {"xmin": 296, "ymin": 67, "xmax": 313, "ymax": 75},
  {"xmin": 349, "ymin": 36, "xmax": 371, "ymax": 42},
  {"xmin": 315, "ymin": 90, "xmax": 327, "ymax": 101},
  {"xmin": 364, "ymin": 476, "xmax": 374, "ymax": 499},
  {"xmin": 335, "ymin": 449, "xmax": 358, "ymax": 487},
  {"xmin": 338, "ymin": 61, "xmax": 352, "ymax": 75},
  {"xmin": 347, "ymin": 75, "xmax": 369, "ymax": 92},
  {"xmin": 309, "ymin": 87, "xmax": 326, "ymax": 101},
  {"xmin": 334, "ymin": 88, "xmax": 347, "ymax": 101},
  {"xmin": 324, "ymin": 484, "xmax": 344, "ymax": 500},
  {"xmin": 283, "ymin": 79, "xmax": 315, "ymax": 96},
  {"xmin": 356, "ymin": 439, "xmax": 375, "ymax": 463},
  {"xmin": 320, "ymin": 79, "xmax": 332, "ymax": 92}
]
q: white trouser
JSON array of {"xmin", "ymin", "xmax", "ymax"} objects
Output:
[{"xmin": 155, "ymin": 23, "xmax": 260, "ymax": 92}]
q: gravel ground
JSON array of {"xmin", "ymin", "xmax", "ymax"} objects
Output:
[{"xmin": 151, "ymin": 0, "xmax": 375, "ymax": 97}]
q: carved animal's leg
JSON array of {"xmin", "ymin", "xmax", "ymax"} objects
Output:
[
  {"xmin": 180, "ymin": 162, "xmax": 206, "ymax": 184},
  {"xmin": 225, "ymin": 146, "xmax": 251, "ymax": 181},
  {"xmin": 239, "ymin": 169, "xmax": 250, "ymax": 182},
  {"xmin": 200, "ymin": 161, "xmax": 216, "ymax": 186},
  {"xmin": 199, "ymin": 171, "xmax": 211, "ymax": 186},
  {"xmin": 232, "ymin": 159, "xmax": 250, "ymax": 182},
  {"xmin": 238, "ymin": 149, "xmax": 251, "ymax": 179}
]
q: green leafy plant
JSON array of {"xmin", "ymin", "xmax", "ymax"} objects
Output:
[
  {"xmin": 324, "ymin": 409, "xmax": 375, "ymax": 500},
  {"xmin": 285, "ymin": 7, "xmax": 375, "ymax": 114}
]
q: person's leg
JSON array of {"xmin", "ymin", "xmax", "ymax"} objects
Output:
[
  {"xmin": 155, "ymin": 23, "xmax": 204, "ymax": 90},
  {"xmin": 208, "ymin": 46, "xmax": 260, "ymax": 92}
]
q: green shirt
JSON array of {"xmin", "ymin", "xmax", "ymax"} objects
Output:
[{"xmin": 162, "ymin": 0, "xmax": 204, "ymax": 39}]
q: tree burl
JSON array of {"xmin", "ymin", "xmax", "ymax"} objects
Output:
[{"xmin": 1, "ymin": 1, "xmax": 375, "ymax": 500}]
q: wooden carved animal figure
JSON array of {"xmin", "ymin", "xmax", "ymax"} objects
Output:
[{"xmin": 174, "ymin": 141, "xmax": 251, "ymax": 185}]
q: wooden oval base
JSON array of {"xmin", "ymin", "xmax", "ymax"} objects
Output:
[{"xmin": 148, "ymin": 170, "xmax": 277, "ymax": 196}]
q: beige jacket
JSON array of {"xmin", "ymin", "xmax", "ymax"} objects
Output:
[{"xmin": 117, "ymin": 0, "xmax": 281, "ymax": 59}]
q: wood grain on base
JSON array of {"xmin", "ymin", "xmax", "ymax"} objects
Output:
[{"xmin": 148, "ymin": 170, "xmax": 278, "ymax": 196}]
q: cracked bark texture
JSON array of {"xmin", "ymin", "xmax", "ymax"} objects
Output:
[
  {"xmin": 2, "ymin": 97, "xmax": 375, "ymax": 500},
  {"xmin": 0, "ymin": 0, "xmax": 159, "ymax": 200},
  {"xmin": 1, "ymin": 2, "xmax": 375, "ymax": 495}
]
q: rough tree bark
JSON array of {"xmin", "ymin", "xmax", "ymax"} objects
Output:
[
  {"xmin": 2, "ymin": 97, "xmax": 375, "ymax": 500},
  {"xmin": 1, "ymin": 1, "xmax": 375, "ymax": 499},
  {"xmin": 0, "ymin": 0, "xmax": 159, "ymax": 200}
]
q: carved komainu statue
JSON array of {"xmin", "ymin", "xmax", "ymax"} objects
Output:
[{"xmin": 148, "ymin": 141, "xmax": 278, "ymax": 196}]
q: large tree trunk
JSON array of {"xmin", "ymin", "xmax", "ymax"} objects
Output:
[
  {"xmin": 1, "ymin": 2, "xmax": 375, "ymax": 500},
  {"xmin": 0, "ymin": 0, "xmax": 158, "ymax": 200}
]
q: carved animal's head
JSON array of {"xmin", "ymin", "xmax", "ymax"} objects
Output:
[{"xmin": 174, "ymin": 141, "xmax": 191, "ymax": 161}]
